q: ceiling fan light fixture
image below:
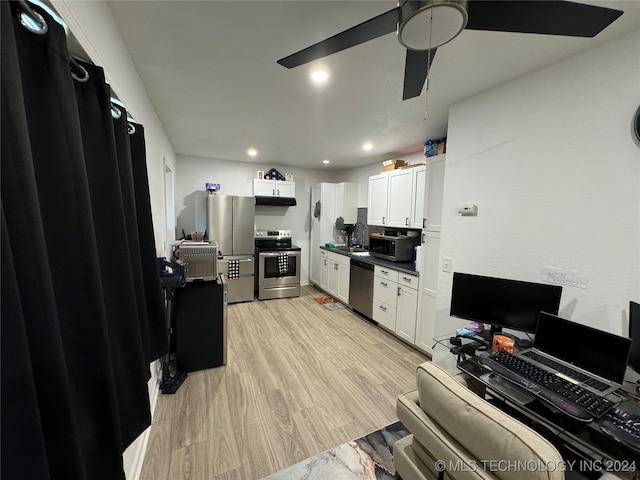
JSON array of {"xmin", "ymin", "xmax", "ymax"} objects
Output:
[
  {"xmin": 310, "ymin": 69, "xmax": 329, "ymax": 85},
  {"xmin": 398, "ymin": 0, "xmax": 468, "ymax": 51}
]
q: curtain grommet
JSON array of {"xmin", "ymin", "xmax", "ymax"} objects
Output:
[
  {"xmin": 111, "ymin": 105, "xmax": 122, "ymax": 120},
  {"xmin": 18, "ymin": 6, "xmax": 48, "ymax": 35},
  {"xmin": 70, "ymin": 61, "xmax": 89, "ymax": 83},
  {"xmin": 127, "ymin": 123, "xmax": 136, "ymax": 135}
]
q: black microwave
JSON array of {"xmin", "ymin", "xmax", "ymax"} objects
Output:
[{"xmin": 369, "ymin": 234, "xmax": 420, "ymax": 262}]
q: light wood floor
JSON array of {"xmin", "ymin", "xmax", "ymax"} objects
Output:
[{"xmin": 140, "ymin": 285, "xmax": 429, "ymax": 480}]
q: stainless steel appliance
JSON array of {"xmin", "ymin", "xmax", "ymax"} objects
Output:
[
  {"xmin": 349, "ymin": 258, "xmax": 374, "ymax": 318},
  {"xmin": 178, "ymin": 242, "xmax": 218, "ymax": 281},
  {"xmin": 207, "ymin": 194, "xmax": 255, "ymax": 303},
  {"xmin": 255, "ymin": 229, "xmax": 301, "ymax": 300},
  {"xmin": 369, "ymin": 234, "xmax": 420, "ymax": 262}
]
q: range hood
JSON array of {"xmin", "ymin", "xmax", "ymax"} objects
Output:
[{"xmin": 254, "ymin": 196, "xmax": 297, "ymax": 207}]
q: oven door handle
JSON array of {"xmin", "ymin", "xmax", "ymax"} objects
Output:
[{"xmin": 259, "ymin": 252, "xmax": 300, "ymax": 257}]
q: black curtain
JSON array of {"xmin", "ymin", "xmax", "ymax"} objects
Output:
[{"xmin": 1, "ymin": 2, "xmax": 167, "ymax": 479}]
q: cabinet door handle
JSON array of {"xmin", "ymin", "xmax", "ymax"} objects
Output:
[
  {"xmin": 406, "ymin": 217, "xmax": 409, "ymax": 226},
  {"xmin": 323, "ymin": 259, "xmax": 326, "ymax": 265},
  {"xmin": 277, "ymin": 189, "xmax": 280, "ymax": 196},
  {"xmin": 398, "ymin": 287, "xmax": 401, "ymax": 296},
  {"xmin": 379, "ymin": 305, "xmax": 387, "ymax": 312},
  {"xmin": 272, "ymin": 188, "xmax": 275, "ymax": 196},
  {"xmin": 381, "ymin": 269, "xmax": 388, "ymax": 275},
  {"xmin": 402, "ymin": 276, "xmax": 412, "ymax": 282},
  {"xmin": 382, "ymin": 216, "xmax": 385, "ymax": 224},
  {"xmin": 380, "ymin": 281, "xmax": 388, "ymax": 287},
  {"xmin": 422, "ymin": 218, "xmax": 426, "ymax": 229}
]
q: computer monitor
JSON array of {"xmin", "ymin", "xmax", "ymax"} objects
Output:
[
  {"xmin": 629, "ymin": 300, "xmax": 640, "ymax": 373},
  {"xmin": 450, "ymin": 272, "xmax": 563, "ymax": 335}
]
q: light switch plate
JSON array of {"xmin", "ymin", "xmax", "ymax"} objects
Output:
[{"xmin": 442, "ymin": 257, "xmax": 452, "ymax": 273}]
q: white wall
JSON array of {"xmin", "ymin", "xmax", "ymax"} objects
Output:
[
  {"xmin": 175, "ymin": 155, "xmax": 341, "ymax": 284},
  {"xmin": 55, "ymin": 3, "xmax": 177, "ymax": 479},
  {"xmin": 436, "ymin": 30, "xmax": 640, "ymax": 342}
]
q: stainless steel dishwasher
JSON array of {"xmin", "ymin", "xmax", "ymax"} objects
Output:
[{"xmin": 349, "ymin": 258, "xmax": 374, "ymax": 318}]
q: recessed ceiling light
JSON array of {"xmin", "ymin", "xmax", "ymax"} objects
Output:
[
  {"xmin": 247, "ymin": 148, "xmax": 257, "ymax": 157},
  {"xmin": 322, "ymin": 159, "xmax": 330, "ymax": 164},
  {"xmin": 310, "ymin": 69, "xmax": 329, "ymax": 86},
  {"xmin": 362, "ymin": 142, "xmax": 373, "ymax": 151}
]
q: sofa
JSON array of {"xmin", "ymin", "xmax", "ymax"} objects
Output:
[{"xmin": 394, "ymin": 362, "xmax": 623, "ymax": 480}]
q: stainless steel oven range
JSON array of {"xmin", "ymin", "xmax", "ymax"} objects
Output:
[{"xmin": 255, "ymin": 229, "xmax": 301, "ymax": 300}]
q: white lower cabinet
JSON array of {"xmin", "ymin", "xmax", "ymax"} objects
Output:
[
  {"xmin": 396, "ymin": 274, "xmax": 419, "ymax": 343},
  {"xmin": 373, "ymin": 266, "xmax": 418, "ymax": 342},
  {"xmin": 373, "ymin": 267, "xmax": 398, "ymax": 330},
  {"xmin": 326, "ymin": 251, "xmax": 350, "ymax": 304},
  {"xmin": 319, "ymin": 249, "xmax": 329, "ymax": 291}
]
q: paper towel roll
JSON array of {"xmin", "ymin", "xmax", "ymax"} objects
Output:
[{"xmin": 414, "ymin": 245, "xmax": 422, "ymax": 272}]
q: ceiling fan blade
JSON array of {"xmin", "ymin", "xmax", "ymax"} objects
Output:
[
  {"xmin": 277, "ymin": 7, "xmax": 399, "ymax": 68},
  {"xmin": 403, "ymin": 48, "xmax": 437, "ymax": 100},
  {"xmin": 465, "ymin": 1, "xmax": 623, "ymax": 37}
]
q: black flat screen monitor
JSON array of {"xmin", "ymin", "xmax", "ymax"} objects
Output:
[
  {"xmin": 629, "ymin": 300, "xmax": 640, "ymax": 373},
  {"xmin": 450, "ymin": 272, "xmax": 562, "ymax": 334},
  {"xmin": 535, "ymin": 311, "xmax": 631, "ymax": 385}
]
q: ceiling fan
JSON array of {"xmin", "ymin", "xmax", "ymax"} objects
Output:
[{"xmin": 277, "ymin": 1, "xmax": 623, "ymax": 100}]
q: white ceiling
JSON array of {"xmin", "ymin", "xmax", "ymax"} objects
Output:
[{"xmin": 106, "ymin": 1, "xmax": 640, "ymax": 170}]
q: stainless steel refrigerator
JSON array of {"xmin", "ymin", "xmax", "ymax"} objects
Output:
[{"xmin": 207, "ymin": 195, "xmax": 255, "ymax": 303}]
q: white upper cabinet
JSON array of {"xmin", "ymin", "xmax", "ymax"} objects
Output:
[
  {"xmin": 410, "ymin": 166, "xmax": 427, "ymax": 229},
  {"xmin": 386, "ymin": 169, "xmax": 415, "ymax": 228},
  {"xmin": 367, "ymin": 173, "xmax": 389, "ymax": 225},
  {"xmin": 424, "ymin": 155, "xmax": 445, "ymax": 232},
  {"xmin": 335, "ymin": 182, "xmax": 358, "ymax": 224},
  {"xmin": 367, "ymin": 166, "xmax": 426, "ymax": 228},
  {"xmin": 253, "ymin": 179, "xmax": 295, "ymax": 198}
]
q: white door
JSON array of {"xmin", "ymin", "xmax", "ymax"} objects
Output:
[
  {"xmin": 276, "ymin": 181, "xmax": 295, "ymax": 198},
  {"xmin": 336, "ymin": 262, "xmax": 350, "ymax": 303},
  {"xmin": 415, "ymin": 232, "xmax": 441, "ymax": 353},
  {"xmin": 367, "ymin": 173, "xmax": 388, "ymax": 225},
  {"xmin": 425, "ymin": 155, "xmax": 446, "ymax": 232},
  {"xmin": 327, "ymin": 258, "xmax": 339, "ymax": 297},
  {"xmin": 396, "ymin": 286, "xmax": 418, "ymax": 344},
  {"xmin": 386, "ymin": 169, "xmax": 414, "ymax": 228},
  {"xmin": 163, "ymin": 157, "xmax": 175, "ymax": 255},
  {"xmin": 410, "ymin": 166, "xmax": 427, "ymax": 229},
  {"xmin": 254, "ymin": 179, "xmax": 275, "ymax": 196},
  {"xmin": 310, "ymin": 186, "xmax": 322, "ymax": 284},
  {"xmin": 320, "ymin": 253, "xmax": 329, "ymax": 290}
]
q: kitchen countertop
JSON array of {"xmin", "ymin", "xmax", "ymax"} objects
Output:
[{"xmin": 320, "ymin": 246, "xmax": 418, "ymax": 276}]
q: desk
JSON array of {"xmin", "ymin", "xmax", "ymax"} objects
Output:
[{"xmin": 456, "ymin": 355, "xmax": 640, "ymax": 478}]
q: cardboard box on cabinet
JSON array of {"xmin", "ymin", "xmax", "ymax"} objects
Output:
[{"xmin": 382, "ymin": 159, "xmax": 407, "ymax": 172}]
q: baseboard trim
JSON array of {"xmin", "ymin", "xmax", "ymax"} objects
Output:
[{"xmin": 124, "ymin": 360, "xmax": 161, "ymax": 480}]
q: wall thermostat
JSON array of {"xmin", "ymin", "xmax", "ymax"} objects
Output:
[{"xmin": 457, "ymin": 203, "xmax": 478, "ymax": 216}]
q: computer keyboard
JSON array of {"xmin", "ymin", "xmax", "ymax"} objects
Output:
[
  {"xmin": 599, "ymin": 407, "xmax": 640, "ymax": 452},
  {"xmin": 479, "ymin": 351, "xmax": 616, "ymax": 422},
  {"xmin": 522, "ymin": 351, "xmax": 610, "ymax": 392}
]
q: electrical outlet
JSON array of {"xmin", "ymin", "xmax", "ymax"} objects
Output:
[
  {"xmin": 457, "ymin": 203, "xmax": 478, "ymax": 216},
  {"xmin": 442, "ymin": 257, "xmax": 452, "ymax": 273}
]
